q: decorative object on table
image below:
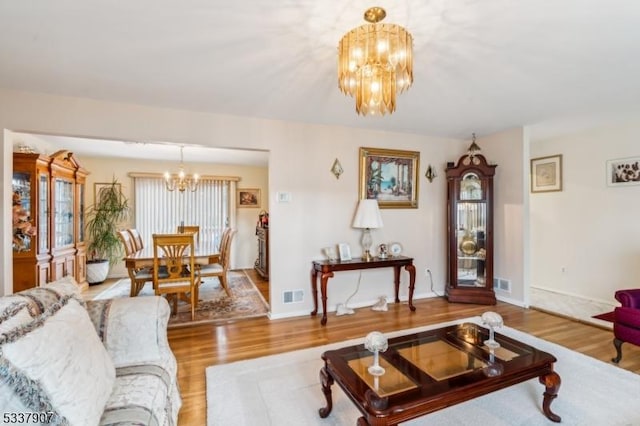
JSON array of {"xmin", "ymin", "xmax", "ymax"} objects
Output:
[
  {"xmin": 481, "ymin": 311, "xmax": 504, "ymax": 349},
  {"xmin": 359, "ymin": 147, "xmax": 420, "ymax": 208},
  {"xmin": 483, "ymin": 350, "xmax": 504, "ymax": 377},
  {"xmin": 378, "ymin": 243, "xmax": 388, "ymax": 259},
  {"xmin": 352, "ymin": 199, "xmax": 383, "ymax": 261},
  {"xmin": 445, "ymin": 135, "xmax": 497, "ymax": 305},
  {"xmin": 86, "ymin": 177, "xmax": 130, "ymax": 284},
  {"xmin": 323, "ymin": 246, "xmax": 338, "ymax": 262},
  {"xmin": 164, "ymin": 145, "xmax": 199, "ymax": 192},
  {"xmin": 606, "ymin": 156, "xmax": 640, "ymax": 186},
  {"xmin": 237, "ymin": 188, "xmax": 261, "ymax": 208},
  {"xmin": 530, "ymin": 154, "xmax": 562, "ymax": 193},
  {"xmin": 337, "ymin": 7, "xmax": 413, "ymax": 116},
  {"xmin": 389, "ymin": 242, "xmax": 403, "ymax": 257},
  {"xmin": 424, "ymin": 164, "xmax": 437, "ymax": 182},
  {"xmin": 330, "ymin": 158, "xmax": 344, "ymax": 179},
  {"xmin": 364, "ymin": 331, "xmax": 389, "ymax": 376},
  {"xmin": 371, "ymin": 296, "xmax": 388, "ymax": 312}
]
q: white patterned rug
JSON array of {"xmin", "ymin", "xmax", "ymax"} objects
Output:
[
  {"xmin": 93, "ymin": 270, "xmax": 269, "ymax": 328},
  {"xmin": 206, "ymin": 317, "xmax": 640, "ymax": 425}
]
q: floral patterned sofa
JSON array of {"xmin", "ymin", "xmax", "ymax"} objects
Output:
[{"xmin": 0, "ymin": 276, "xmax": 181, "ymax": 425}]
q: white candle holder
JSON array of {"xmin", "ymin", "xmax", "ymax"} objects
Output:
[
  {"xmin": 364, "ymin": 331, "xmax": 388, "ymax": 376},
  {"xmin": 481, "ymin": 311, "xmax": 504, "ymax": 349}
]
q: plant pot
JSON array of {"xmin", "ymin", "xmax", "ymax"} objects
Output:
[{"xmin": 86, "ymin": 259, "xmax": 110, "ymax": 285}]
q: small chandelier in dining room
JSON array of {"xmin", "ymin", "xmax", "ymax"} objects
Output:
[
  {"xmin": 338, "ymin": 6, "xmax": 413, "ymax": 116},
  {"xmin": 164, "ymin": 146, "xmax": 199, "ymax": 192}
]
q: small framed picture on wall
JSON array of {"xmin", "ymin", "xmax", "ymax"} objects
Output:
[{"xmin": 237, "ymin": 188, "xmax": 261, "ymax": 208}]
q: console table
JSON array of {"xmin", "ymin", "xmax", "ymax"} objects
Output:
[{"xmin": 310, "ymin": 256, "xmax": 416, "ymax": 325}]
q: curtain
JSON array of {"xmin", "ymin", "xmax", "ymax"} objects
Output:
[{"xmin": 133, "ymin": 177, "xmax": 232, "ymax": 249}]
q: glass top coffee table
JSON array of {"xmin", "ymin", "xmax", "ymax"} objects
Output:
[{"xmin": 319, "ymin": 322, "xmax": 561, "ymax": 425}]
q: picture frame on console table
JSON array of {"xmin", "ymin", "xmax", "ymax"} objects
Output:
[
  {"xmin": 338, "ymin": 243, "xmax": 352, "ymax": 261},
  {"xmin": 530, "ymin": 154, "xmax": 562, "ymax": 193},
  {"xmin": 359, "ymin": 147, "xmax": 420, "ymax": 209}
]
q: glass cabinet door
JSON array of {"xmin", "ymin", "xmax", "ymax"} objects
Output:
[
  {"xmin": 12, "ymin": 172, "xmax": 33, "ymax": 253},
  {"xmin": 54, "ymin": 178, "xmax": 75, "ymax": 247},
  {"xmin": 456, "ymin": 173, "xmax": 487, "ymax": 287},
  {"xmin": 39, "ymin": 174, "xmax": 49, "ymax": 252}
]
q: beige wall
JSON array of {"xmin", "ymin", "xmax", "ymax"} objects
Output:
[
  {"xmin": 530, "ymin": 116, "xmax": 640, "ymax": 306},
  {"xmin": 478, "ymin": 128, "xmax": 528, "ymax": 305},
  {"xmin": 1, "ymin": 88, "xmax": 473, "ymax": 319}
]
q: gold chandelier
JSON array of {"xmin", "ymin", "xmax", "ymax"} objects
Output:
[
  {"xmin": 164, "ymin": 146, "xmax": 199, "ymax": 192},
  {"xmin": 338, "ymin": 7, "xmax": 413, "ymax": 116}
]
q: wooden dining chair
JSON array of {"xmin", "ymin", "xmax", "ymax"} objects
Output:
[
  {"xmin": 177, "ymin": 225, "xmax": 200, "ymax": 245},
  {"xmin": 153, "ymin": 233, "xmax": 197, "ymax": 320},
  {"xmin": 196, "ymin": 228, "xmax": 236, "ymax": 299},
  {"xmin": 127, "ymin": 228, "xmax": 145, "ymax": 251},
  {"xmin": 119, "ymin": 229, "xmax": 155, "ymax": 296},
  {"xmin": 117, "ymin": 229, "xmax": 137, "ymax": 256}
]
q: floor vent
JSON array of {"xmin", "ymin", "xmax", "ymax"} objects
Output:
[{"xmin": 283, "ymin": 289, "xmax": 304, "ymax": 304}]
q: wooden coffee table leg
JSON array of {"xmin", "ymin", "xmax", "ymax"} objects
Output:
[
  {"xmin": 318, "ymin": 366, "xmax": 334, "ymax": 418},
  {"xmin": 539, "ymin": 371, "xmax": 562, "ymax": 422}
]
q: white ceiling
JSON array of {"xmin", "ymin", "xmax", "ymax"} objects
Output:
[{"xmin": 2, "ymin": 0, "xmax": 640, "ymax": 148}]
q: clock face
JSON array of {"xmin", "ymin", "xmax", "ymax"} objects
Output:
[{"xmin": 389, "ymin": 243, "xmax": 402, "ymax": 256}]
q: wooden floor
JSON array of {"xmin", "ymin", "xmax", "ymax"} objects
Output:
[{"xmin": 167, "ymin": 279, "xmax": 640, "ymax": 426}]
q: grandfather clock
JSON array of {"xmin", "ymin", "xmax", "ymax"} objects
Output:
[{"xmin": 445, "ymin": 139, "xmax": 497, "ymax": 304}]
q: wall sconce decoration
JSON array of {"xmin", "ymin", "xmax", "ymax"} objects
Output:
[
  {"xmin": 331, "ymin": 158, "xmax": 344, "ymax": 179},
  {"xmin": 425, "ymin": 164, "xmax": 437, "ymax": 182}
]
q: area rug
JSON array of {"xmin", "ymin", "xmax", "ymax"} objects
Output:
[
  {"xmin": 206, "ymin": 317, "xmax": 640, "ymax": 426},
  {"xmin": 93, "ymin": 270, "xmax": 269, "ymax": 328},
  {"xmin": 592, "ymin": 311, "xmax": 615, "ymax": 323}
]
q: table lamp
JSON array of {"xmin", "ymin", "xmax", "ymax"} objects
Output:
[{"xmin": 352, "ymin": 199, "xmax": 383, "ymax": 261}]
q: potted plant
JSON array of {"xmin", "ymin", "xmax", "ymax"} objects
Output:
[{"xmin": 85, "ymin": 178, "xmax": 130, "ymax": 284}]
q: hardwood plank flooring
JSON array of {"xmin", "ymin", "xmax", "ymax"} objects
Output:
[{"xmin": 168, "ymin": 282, "xmax": 640, "ymax": 425}]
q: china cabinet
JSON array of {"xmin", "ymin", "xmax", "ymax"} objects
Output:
[
  {"xmin": 12, "ymin": 153, "xmax": 52, "ymax": 292},
  {"xmin": 445, "ymin": 152, "xmax": 497, "ymax": 304},
  {"xmin": 12, "ymin": 150, "xmax": 89, "ymax": 292}
]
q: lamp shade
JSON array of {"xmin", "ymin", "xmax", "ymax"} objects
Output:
[{"xmin": 352, "ymin": 199, "xmax": 384, "ymax": 229}]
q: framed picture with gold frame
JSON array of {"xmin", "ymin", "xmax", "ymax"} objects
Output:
[
  {"xmin": 237, "ymin": 188, "xmax": 261, "ymax": 208},
  {"xmin": 359, "ymin": 147, "xmax": 420, "ymax": 209},
  {"xmin": 530, "ymin": 154, "xmax": 562, "ymax": 193}
]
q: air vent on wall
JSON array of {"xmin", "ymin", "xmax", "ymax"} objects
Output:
[{"xmin": 283, "ymin": 290, "xmax": 304, "ymax": 304}]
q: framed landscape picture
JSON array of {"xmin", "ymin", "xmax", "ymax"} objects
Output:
[
  {"xmin": 530, "ymin": 155, "xmax": 562, "ymax": 193},
  {"xmin": 606, "ymin": 156, "xmax": 640, "ymax": 186},
  {"xmin": 359, "ymin": 147, "xmax": 420, "ymax": 209},
  {"xmin": 237, "ymin": 188, "xmax": 261, "ymax": 208}
]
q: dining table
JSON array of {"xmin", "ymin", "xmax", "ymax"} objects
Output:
[{"xmin": 123, "ymin": 240, "xmax": 220, "ymax": 297}]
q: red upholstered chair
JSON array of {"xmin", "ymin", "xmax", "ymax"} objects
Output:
[{"xmin": 612, "ymin": 289, "xmax": 640, "ymax": 363}]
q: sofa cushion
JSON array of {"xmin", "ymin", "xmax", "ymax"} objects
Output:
[
  {"xmin": 100, "ymin": 364, "xmax": 175, "ymax": 426},
  {"xmin": 86, "ymin": 296, "xmax": 172, "ymax": 367},
  {"xmin": 0, "ymin": 296, "xmax": 116, "ymax": 426}
]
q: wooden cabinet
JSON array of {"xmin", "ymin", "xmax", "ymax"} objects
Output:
[
  {"xmin": 12, "ymin": 153, "xmax": 52, "ymax": 292},
  {"xmin": 12, "ymin": 150, "xmax": 89, "ymax": 292},
  {"xmin": 445, "ymin": 153, "xmax": 496, "ymax": 305},
  {"xmin": 254, "ymin": 226, "xmax": 269, "ymax": 279}
]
